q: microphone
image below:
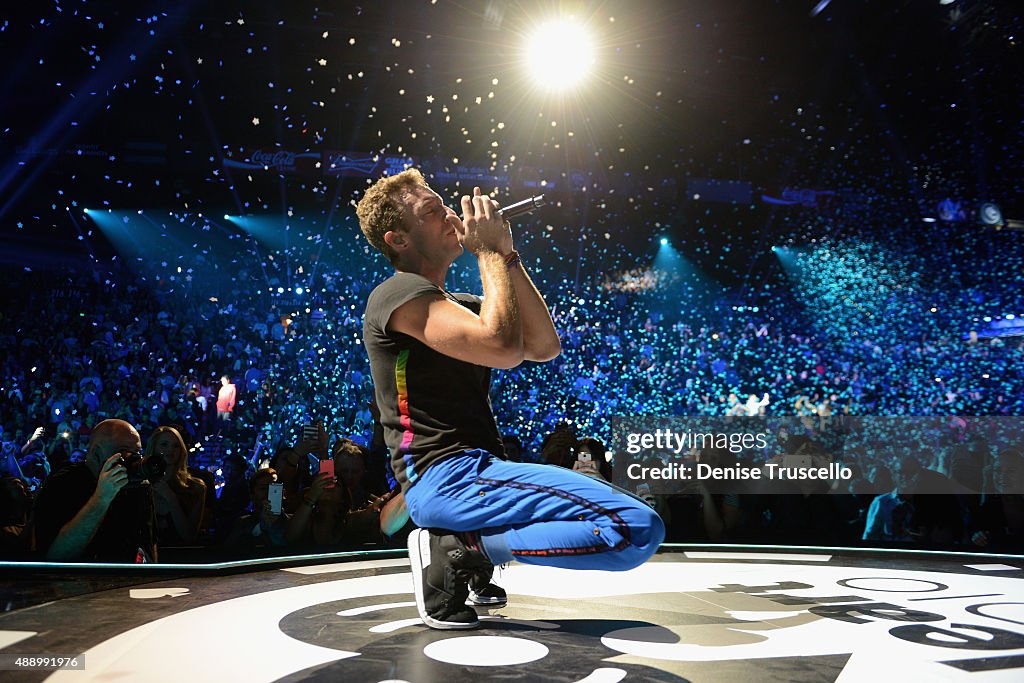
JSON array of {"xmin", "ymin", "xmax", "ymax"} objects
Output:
[{"xmin": 498, "ymin": 194, "xmax": 545, "ymax": 220}]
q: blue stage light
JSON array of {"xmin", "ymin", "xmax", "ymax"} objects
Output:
[{"xmin": 660, "ymin": 237, "xmax": 669, "ymax": 246}]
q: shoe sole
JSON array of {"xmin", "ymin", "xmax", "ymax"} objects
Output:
[
  {"xmin": 468, "ymin": 590, "xmax": 508, "ymax": 607},
  {"xmin": 407, "ymin": 528, "xmax": 479, "ymax": 630}
]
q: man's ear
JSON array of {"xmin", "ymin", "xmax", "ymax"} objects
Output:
[{"xmin": 384, "ymin": 230, "xmax": 406, "ymax": 250}]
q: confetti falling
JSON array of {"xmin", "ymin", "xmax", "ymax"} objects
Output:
[{"xmin": 0, "ymin": 0, "xmax": 1020, "ymax": 466}]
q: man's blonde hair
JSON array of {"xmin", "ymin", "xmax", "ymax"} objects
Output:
[{"xmin": 356, "ymin": 168, "xmax": 430, "ymax": 263}]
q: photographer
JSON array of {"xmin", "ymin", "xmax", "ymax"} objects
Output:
[{"xmin": 33, "ymin": 419, "xmax": 157, "ymax": 562}]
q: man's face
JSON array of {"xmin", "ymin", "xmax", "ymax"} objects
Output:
[
  {"xmin": 275, "ymin": 449, "xmax": 301, "ymax": 483},
  {"xmin": 336, "ymin": 455, "xmax": 364, "ymax": 488},
  {"xmin": 89, "ymin": 425, "xmax": 143, "ymax": 473},
  {"xmin": 252, "ymin": 473, "xmax": 276, "ymax": 503},
  {"xmin": 397, "ymin": 186, "xmax": 463, "ymax": 263}
]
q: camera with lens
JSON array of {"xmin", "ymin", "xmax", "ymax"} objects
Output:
[{"xmin": 119, "ymin": 453, "xmax": 166, "ymax": 488}]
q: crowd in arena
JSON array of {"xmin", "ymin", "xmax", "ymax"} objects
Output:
[{"xmin": 1, "ymin": 193, "xmax": 1022, "ymax": 562}]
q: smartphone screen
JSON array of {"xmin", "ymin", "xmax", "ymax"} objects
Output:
[
  {"xmin": 268, "ymin": 482, "xmax": 284, "ymax": 515},
  {"xmin": 577, "ymin": 451, "xmax": 592, "ymax": 463},
  {"xmin": 319, "ymin": 459, "xmax": 335, "ymax": 488},
  {"xmin": 302, "ymin": 423, "xmax": 318, "ymax": 442}
]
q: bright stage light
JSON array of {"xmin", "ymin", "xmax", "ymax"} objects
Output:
[
  {"xmin": 979, "ymin": 202, "xmax": 1003, "ymax": 226},
  {"xmin": 659, "ymin": 237, "xmax": 669, "ymax": 246},
  {"xmin": 524, "ymin": 19, "xmax": 595, "ymax": 90}
]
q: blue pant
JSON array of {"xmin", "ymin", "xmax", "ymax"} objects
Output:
[{"xmin": 403, "ymin": 451, "xmax": 665, "ymax": 571}]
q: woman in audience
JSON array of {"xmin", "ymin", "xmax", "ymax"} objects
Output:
[
  {"xmin": 333, "ymin": 438, "xmax": 388, "ymax": 510},
  {"xmin": 144, "ymin": 425, "xmax": 207, "ymax": 545}
]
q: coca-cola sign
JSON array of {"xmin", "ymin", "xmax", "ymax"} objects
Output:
[
  {"xmin": 251, "ymin": 150, "xmax": 296, "ymax": 170},
  {"xmin": 223, "ymin": 148, "xmax": 320, "ymax": 175}
]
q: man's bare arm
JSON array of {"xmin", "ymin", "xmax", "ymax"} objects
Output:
[
  {"xmin": 45, "ymin": 454, "xmax": 126, "ymax": 561},
  {"xmin": 389, "ymin": 250, "xmax": 523, "ymax": 368},
  {"xmin": 509, "ymin": 261, "xmax": 560, "ymax": 362}
]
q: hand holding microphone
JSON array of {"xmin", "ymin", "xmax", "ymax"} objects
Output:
[
  {"xmin": 459, "ymin": 187, "xmax": 512, "ymax": 255},
  {"xmin": 458, "ymin": 188, "xmax": 545, "ymax": 255}
]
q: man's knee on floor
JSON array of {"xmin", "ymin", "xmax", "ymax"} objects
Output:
[
  {"xmin": 632, "ymin": 506, "xmax": 665, "ymax": 561},
  {"xmin": 620, "ymin": 498, "xmax": 666, "ymax": 549},
  {"xmin": 602, "ymin": 504, "xmax": 664, "ymax": 570},
  {"xmin": 605, "ymin": 536, "xmax": 661, "ymax": 571}
]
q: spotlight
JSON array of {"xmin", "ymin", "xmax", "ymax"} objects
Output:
[
  {"xmin": 659, "ymin": 237, "xmax": 669, "ymax": 246},
  {"xmin": 524, "ymin": 19, "xmax": 595, "ymax": 90},
  {"xmin": 224, "ymin": 214, "xmax": 231, "ymax": 220},
  {"xmin": 810, "ymin": 0, "xmax": 832, "ymax": 17},
  {"xmin": 295, "ymin": 287, "xmax": 304, "ymax": 295},
  {"xmin": 979, "ymin": 202, "xmax": 1003, "ymax": 226}
]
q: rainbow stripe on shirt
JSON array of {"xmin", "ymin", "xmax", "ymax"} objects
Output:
[{"xmin": 395, "ymin": 349, "xmax": 418, "ymax": 485}]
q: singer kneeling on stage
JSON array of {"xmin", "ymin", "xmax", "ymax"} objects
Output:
[{"xmin": 356, "ymin": 168, "xmax": 664, "ymax": 630}]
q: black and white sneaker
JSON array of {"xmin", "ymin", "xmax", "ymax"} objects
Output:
[
  {"xmin": 468, "ymin": 581, "xmax": 508, "ymax": 607},
  {"xmin": 468, "ymin": 564, "xmax": 508, "ymax": 607},
  {"xmin": 407, "ymin": 528, "xmax": 491, "ymax": 630}
]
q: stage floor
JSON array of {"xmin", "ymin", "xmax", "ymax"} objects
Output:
[{"xmin": 1, "ymin": 549, "xmax": 1023, "ymax": 682}]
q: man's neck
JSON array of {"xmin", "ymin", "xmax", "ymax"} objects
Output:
[{"xmin": 397, "ymin": 261, "xmax": 449, "ymax": 289}]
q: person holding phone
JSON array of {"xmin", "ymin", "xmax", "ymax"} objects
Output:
[
  {"xmin": 242, "ymin": 469, "xmax": 289, "ymax": 548},
  {"xmin": 572, "ymin": 437, "xmax": 611, "ymax": 481},
  {"xmin": 358, "ymin": 170, "xmax": 664, "ymax": 631},
  {"xmin": 269, "ymin": 424, "xmax": 327, "ymax": 515}
]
